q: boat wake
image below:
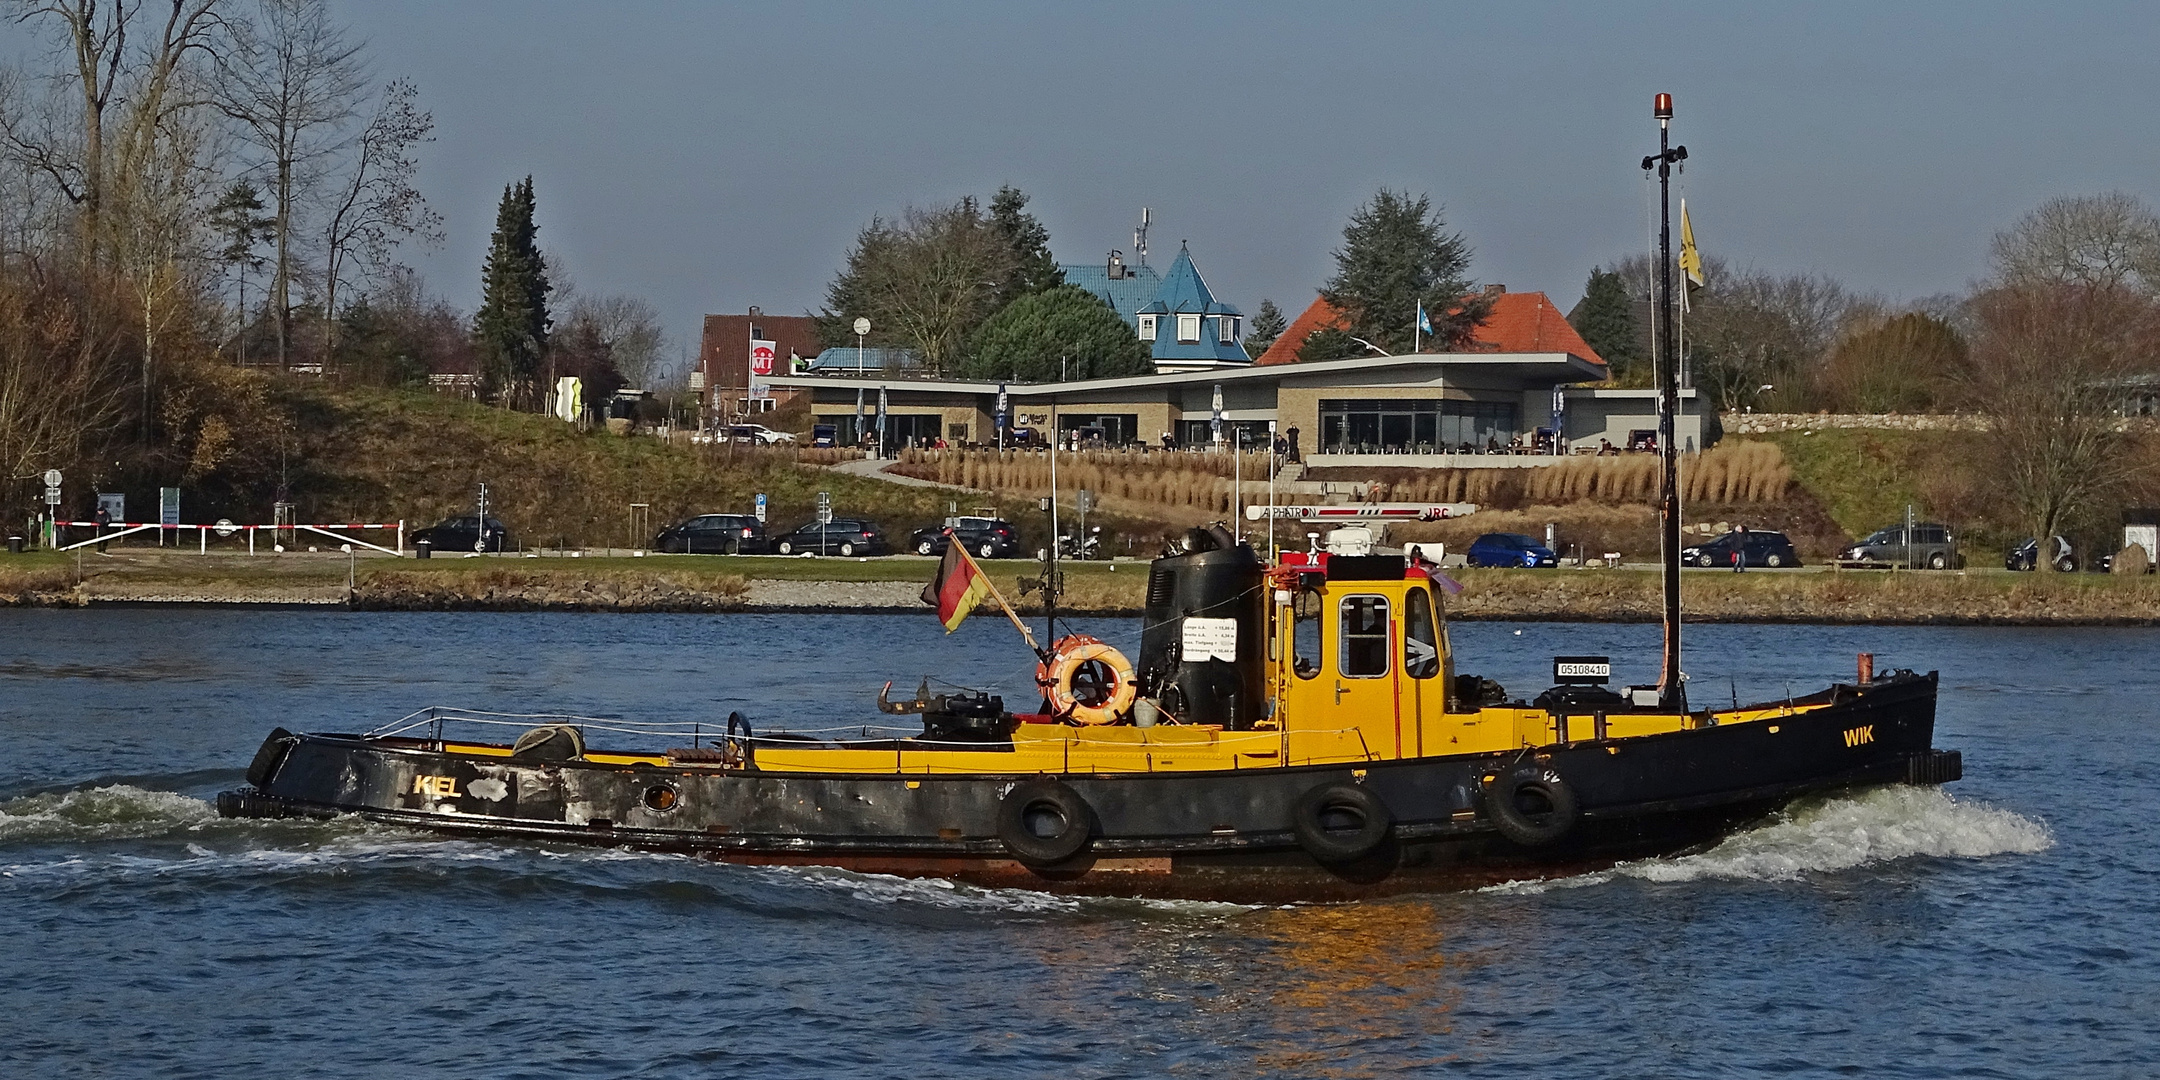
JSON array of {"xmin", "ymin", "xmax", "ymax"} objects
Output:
[
  {"xmin": 0, "ymin": 784, "xmax": 1245, "ymax": 918},
  {"xmin": 0, "ymin": 783, "xmax": 222, "ymax": 844},
  {"xmin": 1486, "ymin": 785, "xmax": 2052, "ymax": 894}
]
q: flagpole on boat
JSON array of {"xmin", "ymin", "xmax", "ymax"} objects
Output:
[
  {"xmin": 1643, "ymin": 92, "xmax": 1689, "ymax": 712},
  {"xmin": 1046, "ymin": 399, "xmax": 1060, "ymax": 646}
]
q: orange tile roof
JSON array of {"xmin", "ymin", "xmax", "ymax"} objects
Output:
[
  {"xmin": 1255, "ymin": 297, "xmax": 1348, "ymax": 365},
  {"xmin": 1257, "ymin": 289, "xmax": 1605, "ymax": 368}
]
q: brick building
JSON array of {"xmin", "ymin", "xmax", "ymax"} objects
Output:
[{"xmin": 698, "ymin": 307, "xmax": 825, "ymax": 423}]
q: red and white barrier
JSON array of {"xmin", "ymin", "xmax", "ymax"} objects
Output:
[
  {"xmin": 1244, "ymin": 503, "xmax": 1480, "ymax": 522},
  {"xmin": 55, "ymin": 521, "xmax": 406, "ymax": 556}
]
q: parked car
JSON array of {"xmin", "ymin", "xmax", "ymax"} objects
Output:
[
  {"xmin": 412, "ymin": 515, "xmax": 511, "ymax": 553},
  {"xmin": 725, "ymin": 423, "xmax": 796, "ymax": 446},
  {"xmin": 653, "ymin": 513, "xmax": 766, "ymax": 555},
  {"xmin": 772, "ymin": 518, "xmax": 886, "ymax": 556},
  {"xmin": 1840, "ymin": 523, "xmax": 1959, "ymax": 569},
  {"xmin": 1465, "ymin": 532, "xmax": 1558, "ymax": 568},
  {"xmin": 2006, "ymin": 536, "xmax": 2076, "ymax": 573},
  {"xmin": 910, "ymin": 516, "xmax": 1022, "ymax": 558},
  {"xmin": 1681, "ymin": 529, "xmax": 1801, "ymax": 568}
]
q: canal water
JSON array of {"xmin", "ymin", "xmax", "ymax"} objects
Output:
[{"xmin": 0, "ymin": 609, "xmax": 2147, "ymax": 1078}]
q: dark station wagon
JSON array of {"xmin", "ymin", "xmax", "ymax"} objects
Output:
[
  {"xmin": 652, "ymin": 514, "xmax": 767, "ymax": 555},
  {"xmin": 772, "ymin": 518, "xmax": 887, "ymax": 557},
  {"xmin": 1681, "ymin": 529, "xmax": 1800, "ymax": 568},
  {"xmin": 411, "ymin": 515, "xmax": 511, "ymax": 553}
]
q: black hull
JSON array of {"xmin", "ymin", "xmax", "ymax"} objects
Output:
[{"xmin": 219, "ymin": 673, "xmax": 1954, "ymax": 902}]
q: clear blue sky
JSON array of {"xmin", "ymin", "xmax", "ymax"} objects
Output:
[{"xmin": 39, "ymin": 2, "xmax": 2160, "ymax": 352}]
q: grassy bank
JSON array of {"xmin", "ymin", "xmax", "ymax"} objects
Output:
[{"xmin": 10, "ymin": 550, "xmax": 2160, "ymax": 623}]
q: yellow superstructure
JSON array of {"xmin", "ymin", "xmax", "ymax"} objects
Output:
[{"xmin": 625, "ymin": 567, "xmax": 1828, "ymax": 777}]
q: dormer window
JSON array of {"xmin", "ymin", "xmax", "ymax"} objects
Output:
[
  {"xmin": 1177, "ymin": 313, "xmax": 1201, "ymax": 344},
  {"xmin": 1217, "ymin": 316, "xmax": 1239, "ymax": 344},
  {"xmin": 1138, "ymin": 314, "xmax": 1158, "ymax": 342}
]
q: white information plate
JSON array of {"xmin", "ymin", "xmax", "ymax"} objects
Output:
[{"xmin": 1181, "ymin": 617, "xmax": 1239, "ymax": 662}]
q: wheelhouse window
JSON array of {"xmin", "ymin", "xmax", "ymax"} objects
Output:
[
  {"xmin": 1177, "ymin": 313, "xmax": 1202, "ymax": 344},
  {"xmin": 1138, "ymin": 314, "xmax": 1158, "ymax": 342},
  {"xmin": 1293, "ymin": 587, "xmax": 1323, "ymax": 680},
  {"xmin": 1317, "ymin": 398, "xmax": 1518, "ymax": 454},
  {"xmin": 1404, "ymin": 588, "xmax": 1439, "ymax": 679},
  {"xmin": 1339, "ymin": 595, "xmax": 1390, "ymax": 678}
]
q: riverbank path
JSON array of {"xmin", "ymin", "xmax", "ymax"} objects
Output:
[{"xmin": 830, "ymin": 456, "xmax": 984, "ymax": 492}]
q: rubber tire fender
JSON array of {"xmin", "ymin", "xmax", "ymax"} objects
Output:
[
  {"xmin": 1291, "ymin": 782, "xmax": 1393, "ymax": 862},
  {"xmin": 996, "ymin": 779, "xmax": 1094, "ymax": 865},
  {"xmin": 1484, "ymin": 762, "xmax": 1580, "ymax": 846}
]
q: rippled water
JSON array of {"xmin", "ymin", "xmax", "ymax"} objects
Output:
[{"xmin": 1, "ymin": 609, "xmax": 2151, "ymax": 1078}]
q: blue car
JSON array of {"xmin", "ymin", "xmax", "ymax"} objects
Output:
[{"xmin": 1465, "ymin": 532, "xmax": 1558, "ymax": 568}]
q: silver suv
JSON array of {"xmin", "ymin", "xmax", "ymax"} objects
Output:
[{"xmin": 1840, "ymin": 523, "xmax": 1959, "ymax": 569}]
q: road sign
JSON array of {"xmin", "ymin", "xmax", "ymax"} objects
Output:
[
  {"xmin": 44, "ymin": 486, "xmax": 59, "ymax": 506},
  {"xmin": 816, "ymin": 491, "xmax": 832, "ymax": 526},
  {"xmin": 1076, "ymin": 489, "xmax": 1092, "ymax": 513},
  {"xmin": 853, "ymin": 317, "xmax": 870, "ymax": 336},
  {"xmin": 755, "ymin": 493, "xmax": 767, "ymax": 524},
  {"xmin": 42, "ymin": 468, "xmax": 61, "ymax": 487},
  {"xmin": 213, "ymin": 518, "xmax": 239, "ymax": 538}
]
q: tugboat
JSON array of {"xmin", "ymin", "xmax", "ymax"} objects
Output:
[{"xmin": 216, "ymin": 95, "xmax": 1959, "ymax": 901}]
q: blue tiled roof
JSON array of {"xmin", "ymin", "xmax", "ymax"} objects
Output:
[
  {"xmin": 1061, "ymin": 261, "xmax": 1162, "ymax": 327},
  {"xmin": 805, "ymin": 347, "xmax": 920, "ymax": 373},
  {"xmin": 1146, "ymin": 246, "xmax": 1248, "ymax": 363},
  {"xmin": 1061, "ymin": 246, "xmax": 1249, "ymax": 366}
]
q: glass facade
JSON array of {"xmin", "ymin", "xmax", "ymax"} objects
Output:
[{"xmin": 1318, "ymin": 398, "xmax": 1518, "ymax": 454}]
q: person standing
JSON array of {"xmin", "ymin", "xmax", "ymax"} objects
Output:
[
  {"xmin": 1286, "ymin": 424, "xmax": 1302, "ymax": 463},
  {"xmin": 94, "ymin": 503, "xmax": 111, "ymax": 553},
  {"xmin": 1731, "ymin": 525, "xmax": 1748, "ymax": 572}
]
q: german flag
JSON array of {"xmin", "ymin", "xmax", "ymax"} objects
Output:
[{"xmin": 921, "ymin": 538, "xmax": 994, "ymax": 633}]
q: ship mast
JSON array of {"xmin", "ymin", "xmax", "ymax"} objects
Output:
[{"xmin": 1643, "ymin": 93, "xmax": 1689, "ymax": 712}]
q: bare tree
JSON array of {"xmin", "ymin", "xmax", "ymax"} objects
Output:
[
  {"xmin": 112, "ymin": 100, "xmax": 219, "ymax": 438},
  {"xmin": 565, "ymin": 294, "xmax": 667, "ymax": 388},
  {"xmin": 317, "ymin": 76, "xmax": 436, "ymax": 363},
  {"xmin": 1, "ymin": 0, "xmax": 226, "ymax": 271},
  {"xmin": 1990, "ymin": 192, "xmax": 2160, "ymax": 293},
  {"xmin": 216, "ymin": 0, "xmax": 362, "ymax": 368},
  {"xmin": 1961, "ymin": 284, "xmax": 2160, "ymax": 569},
  {"xmin": 0, "ymin": 269, "xmax": 132, "ymax": 484},
  {"xmin": 821, "ymin": 197, "xmax": 1014, "ymax": 375}
]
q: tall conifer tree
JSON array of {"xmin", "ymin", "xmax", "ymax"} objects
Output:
[
  {"xmin": 474, "ymin": 177, "xmax": 551, "ymax": 407},
  {"xmin": 1568, "ymin": 267, "xmax": 1643, "ymax": 379}
]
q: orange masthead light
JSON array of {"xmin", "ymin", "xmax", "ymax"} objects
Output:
[{"xmin": 1654, "ymin": 93, "xmax": 1673, "ymax": 119}]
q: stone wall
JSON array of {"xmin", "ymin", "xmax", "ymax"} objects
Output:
[{"xmin": 1722, "ymin": 412, "xmax": 1988, "ymax": 434}]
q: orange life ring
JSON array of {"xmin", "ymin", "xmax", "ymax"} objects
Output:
[{"xmin": 1036, "ymin": 634, "xmax": 1139, "ymax": 725}]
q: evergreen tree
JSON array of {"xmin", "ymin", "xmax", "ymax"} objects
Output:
[
  {"xmin": 1296, "ymin": 326, "xmax": 1366, "ymax": 364},
  {"xmin": 988, "ymin": 185, "xmax": 1063, "ymax": 309},
  {"xmin": 959, "ymin": 284, "xmax": 1152, "ymax": 382},
  {"xmin": 1243, "ymin": 298, "xmax": 1286, "ymax": 359},
  {"xmin": 208, "ymin": 181, "xmax": 274, "ymax": 364},
  {"xmin": 1320, "ymin": 188, "xmax": 1486, "ymax": 354},
  {"xmin": 1568, "ymin": 267, "xmax": 1643, "ymax": 378},
  {"xmin": 473, "ymin": 177, "xmax": 551, "ymax": 407}
]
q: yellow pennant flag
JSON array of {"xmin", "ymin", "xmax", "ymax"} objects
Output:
[{"xmin": 1679, "ymin": 199, "xmax": 1705, "ymax": 290}]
